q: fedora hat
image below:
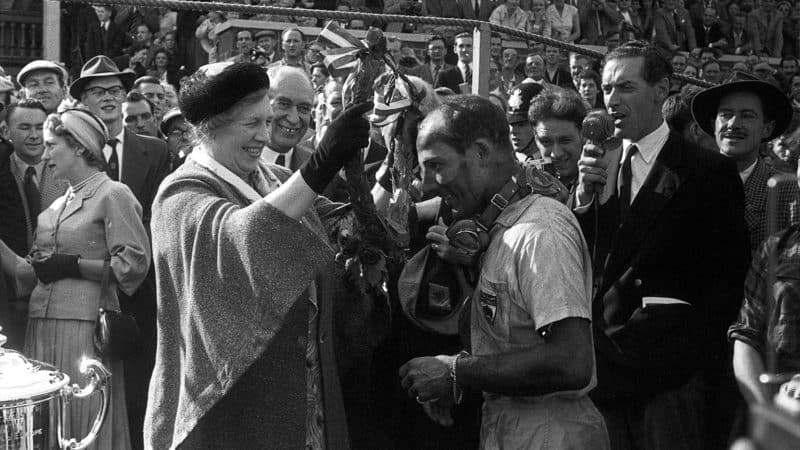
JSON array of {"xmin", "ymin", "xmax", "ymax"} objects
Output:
[
  {"xmin": 691, "ymin": 71, "xmax": 792, "ymax": 141},
  {"xmin": 69, "ymin": 55, "xmax": 135, "ymax": 99}
]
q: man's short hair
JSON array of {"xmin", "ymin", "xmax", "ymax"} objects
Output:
[
  {"xmin": 311, "ymin": 63, "xmax": 329, "ymax": 77},
  {"xmin": 282, "ymin": 27, "xmax": 304, "ymax": 41},
  {"xmin": 6, "ymin": 98, "xmax": 47, "ymax": 123},
  {"xmin": 662, "ymin": 91, "xmax": 699, "ymax": 133},
  {"xmin": 419, "ymin": 95, "xmax": 510, "ymax": 155},
  {"xmin": 604, "ymin": 40, "xmax": 673, "ymax": 85},
  {"xmin": 528, "ymin": 89, "xmax": 587, "ymax": 130},
  {"xmin": 577, "ymin": 69, "xmax": 601, "ymax": 88},
  {"xmin": 124, "ymin": 90, "xmax": 155, "ymax": 114},
  {"xmin": 133, "ymin": 75, "xmax": 161, "ymax": 90},
  {"xmin": 454, "ymin": 31, "xmax": 472, "ymax": 41},
  {"xmin": 427, "ymin": 34, "xmax": 446, "ymax": 47}
]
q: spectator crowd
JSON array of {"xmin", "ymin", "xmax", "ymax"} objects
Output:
[{"xmin": 0, "ymin": 1, "xmax": 799, "ymax": 450}]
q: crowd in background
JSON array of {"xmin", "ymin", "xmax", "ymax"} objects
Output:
[{"xmin": 0, "ymin": 1, "xmax": 799, "ymax": 449}]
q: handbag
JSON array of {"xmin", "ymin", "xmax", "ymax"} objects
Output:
[{"xmin": 93, "ymin": 260, "xmax": 141, "ymax": 360}]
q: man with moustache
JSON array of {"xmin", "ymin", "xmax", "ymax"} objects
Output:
[
  {"xmin": 260, "ymin": 66, "xmax": 314, "ymax": 171},
  {"xmin": 268, "ymin": 28, "xmax": 310, "ymax": 74},
  {"xmin": 122, "ymin": 91, "xmax": 158, "ymax": 137},
  {"xmin": 0, "ymin": 99, "xmax": 69, "ymax": 350},
  {"xmin": 506, "ymin": 83, "xmax": 544, "ymax": 162},
  {"xmin": 435, "ymin": 32, "xmax": 473, "ymax": 94},
  {"xmin": 691, "ymin": 71, "xmax": 799, "ymax": 250},
  {"xmin": 71, "ymin": 55, "xmax": 169, "ymax": 450},
  {"xmin": 575, "ymin": 41, "xmax": 749, "ymax": 449},
  {"xmin": 17, "ymin": 60, "xmax": 68, "ymax": 115}
]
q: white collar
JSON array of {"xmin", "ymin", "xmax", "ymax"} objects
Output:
[
  {"xmin": 622, "ymin": 121, "xmax": 670, "ymax": 164},
  {"xmin": 11, "ymin": 152, "xmax": 45, "ymax": 180},
  {"xmin": 740, "ymin": 159, "xmax": 758, "ymax": 183},
  {"xmin": 262, "ymin": 145, "xmax": 294, "ymax": 167},
  {"xmin": 190, "ymin": 148, "xmax": 281, "ymax": 203}
]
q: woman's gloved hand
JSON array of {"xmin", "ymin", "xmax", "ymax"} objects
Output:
[
  {"xmin": 30, "ymin": 253, "xmax": 81, "ymax": 284},
  {"xmin": 301, "ymin": 102, "xmax": 373, "ymax": 194}
]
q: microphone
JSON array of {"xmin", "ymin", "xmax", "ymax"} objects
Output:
[{"xmin": 581, "ymin": 111, "xmax": 621, "ymax": 199}]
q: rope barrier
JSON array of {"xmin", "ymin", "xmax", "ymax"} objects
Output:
[{"xmin": 55, "ymin": 0, "xmax": 713, "ymax": 87}]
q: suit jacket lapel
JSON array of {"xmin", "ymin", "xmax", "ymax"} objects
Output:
[
  {"xmin": 121, "ymin": 129, "xmax": 148, "ymax": 197},
  {"xmin": 601, "ymin": 134, "xmax": 684, "ymax": 293}
]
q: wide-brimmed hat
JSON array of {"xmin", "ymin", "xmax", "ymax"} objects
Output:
[
  {"xmin": 691, "ymin": 71, "xmax": 792, "ymax": 141},
  {"xmin": 507, "ymin": 82, "xmax": 544, "ymax": 124},
  {"xmin": 17, "ymin": 60, "xmax": 69, "ymax": 87},
  {"xmin": 69, "ymin": 56, "xmax": 135, "ymax": 99}
]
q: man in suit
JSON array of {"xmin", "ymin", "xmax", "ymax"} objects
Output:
[
  {"xmin": 85, "ymin": 5, "xmax": 126, "ymax": 60},
  {"xmin": 411, "ymin": 35, "xmax": 453, "ymax": 88},
  {"xmin": 653, "ymin": 0, "xmax": 697, "ymax": 51},
  {"xmin": 435, "ymin": 32, "xmax": 473, "ymax": 94},
  {"xmin": 692, "ymin": 71, "xmax": 799, "ymax": 251},
  {"xmin": 580, "ymin": 0, "xmax": 624, "ymax": 45},
  {"xmin": 748, "ymin": 0, "xmax": 784, "ymax": 56},
  {"xmin": 693, "ymin": 6, "xmax": 727, "ymax": 48},
  {"xmin": 544, "ymin": 46, "xmax": 574, "ymax": 89},
  {"xmin": 71, "ymin": 55, "xmax": 169, "ymax": 450},
  {"xmin": 724, "ymin": 13, "xmax": 754, "ymax": 55},
  {"xmin": 0, "ymin": 99, "xmax": 68, "ymax": 350},
  {"xmin": 458, "ymin": 0, "xmax": 500, "ymax": 21},
  {"xmin": 575, "ymin": 41, "xmax": 750, "ymax": 449},
  {"xmin": 17, "ymin": 60, "xmax": 68, "ymax": 115},
  {"xmin": 260, "ymin": 66, "xmax": 315, "ymax": 172}
]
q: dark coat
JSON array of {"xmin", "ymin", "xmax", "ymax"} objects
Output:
[
  {"xmin": 577, "ymin": 133, "xmax": 750, "ymax": 401},
  {"xmin": 742, "ymin": 158, "xmax": 800, "ymax": 250},
  {"xmin": 435, "ymin": 65, "xmax": 466, "ymax": 94},
  {"xmin": 457, "ymin": 0, "xmax": 500, "ymax": 21},
  {"xmin": 692, "ymin": 20, "xmax": 725, "ymax": 47},
  {"xmin": 85, "ymin": 20, "xmax": 127, "ymax": 60},
  {"xmin": 119, "ymin": 129, "xmax": 170, "ymax": 231},
  {"xmin": 724, "ymin": 27, "xmax": 754, "ymax": 55},
  {"xmin": 411, "ymin": 62, "xmax": 455, "ymax": 87},
  {"xmin": 544, "ymin": 65, "xmax": 574, "ymax": 90}
]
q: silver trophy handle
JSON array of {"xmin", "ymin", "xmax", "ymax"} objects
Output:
[{"xmin": 60, "ymin": 358, "xmax": 111, "ymax": 450}]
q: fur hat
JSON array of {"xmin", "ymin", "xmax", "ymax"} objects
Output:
[{"xmin": 179, "ymin": 62, "xmax": 270, "ymax": 125}]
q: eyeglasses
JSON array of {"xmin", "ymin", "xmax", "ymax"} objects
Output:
[
  {"xmin": 168, "ymin": 129, "xmax": 191, "ymax": 139},
  {"xmin": 85, "ymin": 86, "xmax": 125, "ymax": 99}
]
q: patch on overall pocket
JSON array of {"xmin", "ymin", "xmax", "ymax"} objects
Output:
[{"xmin": 480, "ymin": 291, "xmax": 498, "ymax": 324}]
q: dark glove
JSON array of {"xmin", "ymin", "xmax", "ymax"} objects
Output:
[
  {"xmin": 301, "ymin": 102, "xmax": 373, "ymax": 194},
  {"xmin": 376, "ymin": 148, "xmax": 395, "ymax": 192},
  {"xmin": 31, "ymin": 253, "xmax": 81, "ymax": 284}
]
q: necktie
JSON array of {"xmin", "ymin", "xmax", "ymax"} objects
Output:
[
  {"xmin": 107, "ymin": 139, "xmax": 119, "ymax": 181},
  {"xmin": 474, "ymin": 0, "xmax": 480, "ymax": 17},
  {"xmin": 275, "ymin": 153, "xmax": 286, "ymax": 167},
  {"xmin": 433, "ymin": 64, "xmax": 441, "ymax": 84},
  {"xmin": 23, "ymin": 166, "xmax": 40, "ymax": 230},
  {"xmin": 619, "ymin": 144, "xmax": 638, "ymax": 221},
  {"xmin": 464, "ymin": 65, "xmax": 472, "ymax": 84}
]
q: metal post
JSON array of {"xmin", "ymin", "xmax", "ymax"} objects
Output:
[
  {"xmin": 43, "ymin": 0, "xmax": 61, "ymax": 62},
  {"xmin": 472, "ymin": 23, "xmax": 491, "ymax": 97}
]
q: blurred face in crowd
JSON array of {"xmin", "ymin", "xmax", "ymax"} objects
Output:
[
  {"xmin": 502, "ymin": 49, "xmax": 518, "ymax": 70},
  {"xmin": 138, "ymin": 82, "xmax": 166, "ymax": 119},
  {"xmin": 163, "ymin": 33, "xmax": 176, "ymax": 51},
  {"xmin": 702, "ymin": 7, "xmax": 717, "ymax": 26},
  {"xmin": 782, "ymin": 59, "xmax": 798, "ymax": 78},
  {"xmin": 123, "ymin": 99, "xmax": 157, "ymax": 137},
  {"xmin": 534, "ymin": 118, "xmax": 581, "ymax": 181},
  {"xmin": 741, "ymin": 0, "xmax": 754, "ymax": 12},
  {"xmin": 6, "ymin": 106, "xmax": 46, "ymax": 165},
  {"xmin": 671, "ymin": 54, "xmax": 687, "ymax": 74},
  {"xmin": 427, "ymin": 38, "xmax": 446, "ymax": 64},
  {"xmin": 135, "ymin": 25, "xmax": 152, "ymax": 43},
  {"xmin": 544, "ymin": 47, "xmax": 560, "ymax": 67},
  {"xmin": 728, "ymin": 2, "xmax": 741, "ymax": 17},
  {"xmin": 579, "ymin": 77, "xmax": 598, "ymax": 106},
  {"xmin": 42, "ymin": 130, "xmax": 82, "ymax": 181},
  {"xmin": 754, "ymin": 63, "xmax": 773, "ymax": 80},
  {"xmin": 700, "ymin": 51, "xmax": 715, "ymax": 67},
  {"xmin": 771, "ymin": 135, "xmax": 797, "ymax": 163},
  {"xmin": 154, "ymin": 51, "xmax": 170, "ymax": 69},
  {"xmin": 21, "ymin": 70, "xmax": 64, "ymax": 114},
  {"xmin": 510, "ymin": 119, "xmax": 536, "ymax": 155},
  {"xmin": 505, "ymin": 0, "xmax": 520, "ymax": 13},
  {"xmin": 282, "ymin": 30, "xmax": 304, "ymax": 59},
  {"xmin": 570, "ymin": 54, "xmax": 589, "ymax": 81},
  {"xmin": 267, "ymin": 70, "xmax": 313, "ymax": 152},
  {"xmin": 732, "ymin": 15, "xmax": 745, "ymax": 32},
  {"xmin": 348, "ymin": 19, "xmax": 367, "ymax": 29},
  {"xmin": 618, "ymin": 0, "xmax": 631, "ymax": 11},
  {"xmin": 531, "ymin": 0, "xmax": 546, "ymax": 13},
  {"xmin": 237, "ymin": 30, "xmax": 254, "ymax": 54},
  {"xmin": 791, "ymin": 74, "xmax": 800, "ymax": 101},
  {"xmin": 763, "ymin": 0, "xmax": 776, "ymax": 13},
  {"xmin": 165, "ymin": 117, "xmax": 192, "ymax": 157},
  {"xmin": 491, "ymin": 37, "xmax": 503, "ymax": 60},
  {"xmin": 81, "ymin": 77, "xmax": 124, "ymax": 125},
  {"xmin": 714, "ymin": 91, "xmax": 774, "ymax": 162},
  {"xmin": 602, "ymin": 56, "xmax": 669, "ymax": 140},
  {"xmin": 454, "ymin": 36, "xmax": 473, "ymax": 64},
  {"xmin": 162, "ymin": 83, "xmax": 178, "ymax": 108},
  {"xmin": 94, "ymin": 6, "xmax": 112, "ymax": 22},
  {"xmin": 703, "ymin": 62, "xmax": 721, "ymax": 83},
  {"xmin": 387, "ymin": 40, "xmax": 402, "ymax": 62},
  {"xmin": 257, "ymin": 35, "xmax": 276, "ymax": 54},
  {"xmin": 525, "ymin": 55, "xmax": 544, "ymax": 80},
  {"xmin": 311, "ymin": 67, "xmax": 328, "ymax": 90},
  {"xmin": 305, "ymin": 42, "xmax": 324, "ymax": 65},
  {"xmin": 206, "ymin": 89, "xmax": 272, "ymax": 178},
  {"xmin": 683, "ymin": 64, "xmax": 698, "ymax": 78}
]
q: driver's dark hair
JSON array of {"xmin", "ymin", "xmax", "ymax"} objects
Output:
[
  {"xmin": 604, "ymin": 40, "xmax": 673, "ymax": 85},
  {"xmin": 418, "ymin": 95, "xmax": 510, "ymax": 155}
]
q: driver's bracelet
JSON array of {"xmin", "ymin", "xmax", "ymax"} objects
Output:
[{"xmin": 452, "ymin": 350, "xmax": 469, "ymax": 405}]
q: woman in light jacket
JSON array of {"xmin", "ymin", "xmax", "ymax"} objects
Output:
[{"xmin": 0, "ymin": 108, "xmax": 150, "ymax": 450}]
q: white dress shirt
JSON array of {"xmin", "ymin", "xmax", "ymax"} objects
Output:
[
  {"xmin": 457, "ymin": 61, "xmax": 472, "ymax": 83},
  {"xmin": 103, "ymin": 129, "xmax": 125, "ymax": 175},
  {"xmin": 10, "ymin": 152, "xmax": 44, "ymax": 187},
  {"xmin": 620, "ymin": 120, "xmax": 670, "ymax": 203},
  {"xmin": 739, "ymin": 159, "xmax": 758, "ymax": 183},
  {"xmin": 261, "ymin": 146, "xmax": 294, "ymax": 169}
]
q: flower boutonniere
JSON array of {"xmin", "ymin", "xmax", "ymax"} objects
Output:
[{"xmin": 653, "ymin": 167, "xmax": 680, "ymax": 199}]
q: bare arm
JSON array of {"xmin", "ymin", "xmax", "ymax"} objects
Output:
[
  {"xmin": 569, "ymin": 11, "xmax": 582, "ymax": 42},
  {"xmin": 0, "ymin": 239, "xmax": 35, "ymax": 295},
  {"xmin": 733, "ymin": 340, "xmax": 769, "ymax": 405}
]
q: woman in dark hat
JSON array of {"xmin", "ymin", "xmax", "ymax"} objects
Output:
[{"xmin": 144, "ymin": 62, "xmax": 371, "ymax": 449}]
